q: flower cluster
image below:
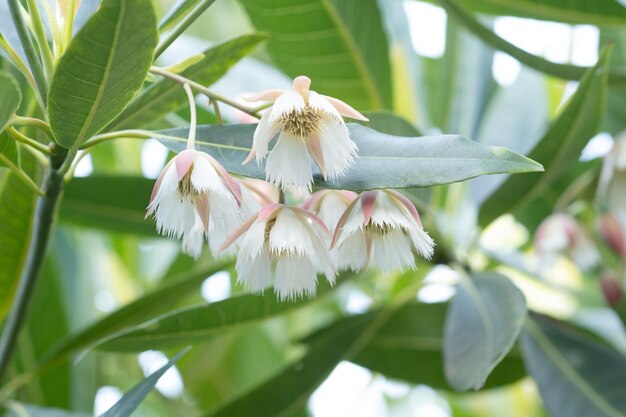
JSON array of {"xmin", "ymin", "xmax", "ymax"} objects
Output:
[{"xmin": 148, "ymin": 78, "xmax": 435, "ymax": 300}]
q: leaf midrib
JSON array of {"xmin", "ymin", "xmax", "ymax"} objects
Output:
[
  {"xmin": 74, "ymin": 0, "xmax": 126, "ymax": 148},
  {"xmin": 524, "ymin": 320, "xmax": 625, "ymax": 417}
]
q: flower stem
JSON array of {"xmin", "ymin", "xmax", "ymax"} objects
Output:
[
  {"xmin": 149, "ymin": 66, "xmax": 260, "ymax": 119},
  {"xmin": 6, "ymin": 126, "xmax": 52, "ymax": 156},
  {"xmin": 155, "ymin": 0, "xmax": 216, "ymax": 58},
  {"xmin": 25, "ymin": 0, "xmax": 55, "ymax": 80},
  {"xmin": 183, "ymin": 83, "xmax": 196, "ymax": 149},
  {"xmin": 0, "ymin": 159, "xmax": 65, "ymax": 380},
  {"xmin": 11, "ymin": 116, "xmax": 54, "ymax": 139},
  {"xmin": 7, "ymin": 0, "xmax": 47, "ymax": 107},
  {"xmin": 279, "ymin": 189, "xmax": 285, "ymax": 204}
]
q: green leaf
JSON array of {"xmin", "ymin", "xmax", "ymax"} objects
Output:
[
  {"xmin": 0, "ymin": 131, "xmax": 18, "ymax": 166},
  {"xmin": 107, "ymin": 34, "xmax": 265, "ymax": 131},
  {"xmin": 159, "ymin": 0, "xmax": 206, "ymax": 31},
  {"xmin": 99, "ymin": 348, "xmax": 189, "ymax": 417},
  {"xmin": 444, "ymin": 272, "xmax": 527, "ymax": 391},
  {"xmin": 239, "ymin": 0, "xmax": 392, "ymax": 110},
  {"xmin": 0, "ymin": 69, "xmax": 20, "ymax": 132},
  {"xmin": 601, "ymin": 27, "xmax": 626, "ymax": 135},
  {"xmin": 447, "ymin": 0, "xmax": 626, "ymax": 26},
  {"xmin": 60, "ymin": 176, "xmax": 156, "ymax": 236},
  {"xmin": 479, "ymin": 48, "xmax": 610, "ymax": 226},
  {"xmin": 155, "ymin": 123, "xmax": 543, "ymax": 191},
  {"xmin": 4, "ymin": 403, "xmax": 90, "ymax": 417},
  {"xmin": 95, "ymin": 278, "xmax": 341, "ymax": 352},
  {"xmin": 351, "ymin": 302, "xmax": 526, "ymax": 390},
  {"xmin": 204, "ymin": 311, "xmax": 380, "ymax": 417},
  {"xmin": 359, "ymin": 110, "xmax": 421, "ymax": 136},
  {"xmin": 41, "ymin": 259, "xmax": 231, "ymax": 364},
  {"xmin": 521, "ymin": 315, "xmax": 626, "ymax": 417},
  {"xmin": 0, "ymin": 158, "xmax": 38, "ymax": 321},
  {"xmin": 48, "ymin": 0, "xmax": 158, "ymax": 149}
]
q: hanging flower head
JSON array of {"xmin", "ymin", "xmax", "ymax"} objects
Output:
[
  {"xmin": 303, "ymin": 189, "xmax": 357, "ymax": 237},
  {"xmin": 243, "ymin": 76, "xmax": 368, "ymax": 189},
  {"xmin": 220, "ymin": 205, "xmax": 335, "ymax": 300},
  {"xmin": 331, "ymin": 190, "xmax": 434, "ymax": 273},
  {"xmin": 147, "ymin": 83, "xmax": 243, "ymax": 258},
  {"xmin": 534, "ymin": 213, "xmax": 599, "ymax": 271}
]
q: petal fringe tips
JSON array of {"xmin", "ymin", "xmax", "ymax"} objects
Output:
[
  {"xmin": 220, "ymin": 205, "xmax": 335, "ymax": 301},
  {"xmin": 146, "ymin": 149, "xmax": 243, "ymax": 259},
  {"xmin": 244, "ymin": 75, "xmax": 369, "ymax": 189},
  {"xmin": 331, "ymin": 190, "xmax": 435, "ymax": 273}
]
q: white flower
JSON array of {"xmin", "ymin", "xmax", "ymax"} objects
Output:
[
  {"xmin": 243, "ymin": 75, "xmax": 368, "ymax": 189},
  {"xmin": 147, "ymin": 149, "xmax": 242, "ymax": 258},
  {"xmin": 534, "ymin": 213, "xmax": 599, "ymax": 271},
  {"xmin": 220, "ymin": 205, "xmax": 335, "ymax": 300},
  {"xmin": 331, "ymin": 190, "xmax": 434, "ymax": 273},
  {"xmin": 303, "ymin": 190, "xmax": 357, "ymax": 238}
]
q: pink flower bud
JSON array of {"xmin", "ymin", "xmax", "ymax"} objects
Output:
[
  {"xmin": 599, "ymin": 214, "xmax": 626, "ymax": 258},
  {"xmin": 600, "ymin": 273, "xmax": 624, "ymax": 306}
]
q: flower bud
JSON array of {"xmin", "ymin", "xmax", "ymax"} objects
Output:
[
  {"xmin": 598, "ymin": 214, "xmax": 626, "ymax": 258},
  {"xmin": 600, "ymin": 273, "xmax": 624, "ymax": 307}
]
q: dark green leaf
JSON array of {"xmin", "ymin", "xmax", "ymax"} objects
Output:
[
  {"xmin": 99, "ymin": 349, "xmax": 189, "ymax": 417},
  {"xmin": 447, "ymin": 0, "xmax": 626, "ymax": 26},
  {"xmin": 61, "ymin": 176, "xmax": 156, "ymax": 236},
  {"xmin": 107, "ymin": 35, "xmax": 265, "ymax": 131},
  {"xmin": 4, "ymin": 403, "xmax": 90, "ymax": 417},
  {"xmin": 155, "ymin": 123, "xmax": 543, "ymax": 191},
  {"xmin": 0, "ymin": 154, "xmax": 38, "ymax": 321},
  {"xmin": 521, "ymin": 315, "xmax": 626, "ymax": 417},
  {"xmin": 204, "ymin": 311, "xmax": 379, "ymax": 417},
  {"xmin": 95, "ymin": 278, "xmax": 340, "ymax": 352},
  {"xmin": 444, "ymin": 272, "xmax": 527, "ymax": 391},
  {"xmin": 0, "ymin": 69, "xmax": 20, "ymax": 132},
  {"xmin": 352, "ymin": 302, "xmax": 526, "ymax": 390},
  {"xmin": 41, "ymin": 259, "xmax": 231, "ymax": 363},
  {"xmin": 48, "ymin": 0, "xmax": 158, "ymax": 148},
  {"xmin": 239, "ymin": 0, "xmax": 392, "ymax": 110},
  {"xmin": 479, "ymin": 49, "xmax": 610, "ymax": 225}
]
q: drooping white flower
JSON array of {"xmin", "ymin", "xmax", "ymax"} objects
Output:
[
  {"xmin": 220, "ymin": 205, "xmax": 335, "ymax": 300},
  {"xmin": 303, "ymin": 190, "xmax": 357, "ymax": 238},
  {"xmin": 331, "ymin": 190, "xmax": 434, "ymax": 273},
  {"xmin": 534, "ymin": 213, "xmax": 599, "ymax": 271},
  {"xmin": 147, "ymin": 149, "xmax": 242, "ymax": 258},
  {"xmin": 243, "ymin": 76, "xmax": 368, "ymax": 189}
]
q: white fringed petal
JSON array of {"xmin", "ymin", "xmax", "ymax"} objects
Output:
[
  {"xmin": 317, "ymin": 117, "xmax": 358, "ymax": 180},
  {"xmin": 308, "ymin": 91, "xmax": 342, "ymax": 122},
  {"xmin": 274, "ymin": 255, "xmax": 318, "ymax": 300},
  {"xmin": 317, "ymin": 191, "xmax": 351, "ymax": 235},
  {"xmin": 182, "ymin": 215, "xmax": 205, "ymax": 259},
  {"xmin": 370, "ymin": 229, "xmax": 416, "ymax": 273},
  {"xmin": 269, "ymin": 208, "xmax": 317, "ymax": 256},
  {"xmin": 236, "ymin": 246, "xmax": 272, "ymax": 294},
  {"xmin": 334, "ymin": 231, "xmax": 367, "ymax": 272},
  {"xmin": 408, "ymin": 227, "xmax": 435, "ymax": 260},
  {"xmin": 190, "ymin": 153, "xmax": 224, "ymax": 194},
  {"xmin": 252, "ymin": 111, "xmax": 280, "ymax": 163},
  {"xmin": 207, "ymin": 192, "xmax": 241, "ymax": 254},
  {"xmin": 269, "ymin": 90, "xmax": 306, "ymax": 125},
  {"xmin": 266, "ymin": 132, "xmax": 313, "ymax": 188}
]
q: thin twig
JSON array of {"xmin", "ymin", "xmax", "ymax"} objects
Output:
[
  {"xmin": 149, "ymin": 66, "xmax": 261, "ymax": 119},
  {"xmin": 5, "ymin": 126, "xmax": 52, "ymax": 156},
  {"xmin": 11, "ymin": 116, "xmax": 54, "ymax": 140},
  {"xmin": 210, "ymin": 99, "xmax": 223, "ymax": 124},
  {"xmin": 0, "ymin": 153, "xmax": 44, "ymax": 196}
]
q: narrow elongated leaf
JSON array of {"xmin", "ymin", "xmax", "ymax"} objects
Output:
[
  {"xmin": 99, "ymin": 349, "xmax": 189, "ymax": 417},
  {"xmin": 159, "ymin": 0, "xmax": 206, "ymax": 31},
  {"xmin": 205, "ymin": 311, "xmax": 380, "ymax": 417},
  {"xmin": 0, "ymin": 156, "xmax": 38, "ymax": 321},
  {"xmin": 479, "ymin": 49, "xmax": 610, "ymax": 225},
  {"xmin": 601, "ymin": 28, "xmax": 626, "ymax": 135},
  {"xmin": 444, "ymin": 273, "xmax": 527, "ymax": 391},
  {"xmin": 521, "ymin": 315, "xmax": 626, "ymax": 417},
  {"xmin": 352, "ymin": 302, "xmax": 526, "ymax": 390},
  {"xmin": 155, "ymin": 123, "xmax": 542, "ymax": 191},
  {"xmin": 95, "ymin": 278, "xmax": 340, "ymax": 351},
  {"xmin": 445, "ymin": 0, "xmax": 626, "ymax": 26},
  {"xmin": 48, "ymin": 0, "xmax": 158, "ymax": 148},
  {"xmin": 61, "ymin": 176, "xmax": 155, "ymax": 236},
  {"xmin": 4, "ymin": 403, "xmax": 89, "ymax": 417},
  {"xmin": 239, "ymin": 0, "xmax": 392, "ymax": 110},
  {"xmin": 0, "ymin": 70, "xmax": 20, "ymax": 132},
  {"xmin": 41, "ymin": 259, "xmax": 231, "ymax": 362},
  {"xmin": 107, "ymin": 35, "xmax": 264, "ymax": 131}
]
